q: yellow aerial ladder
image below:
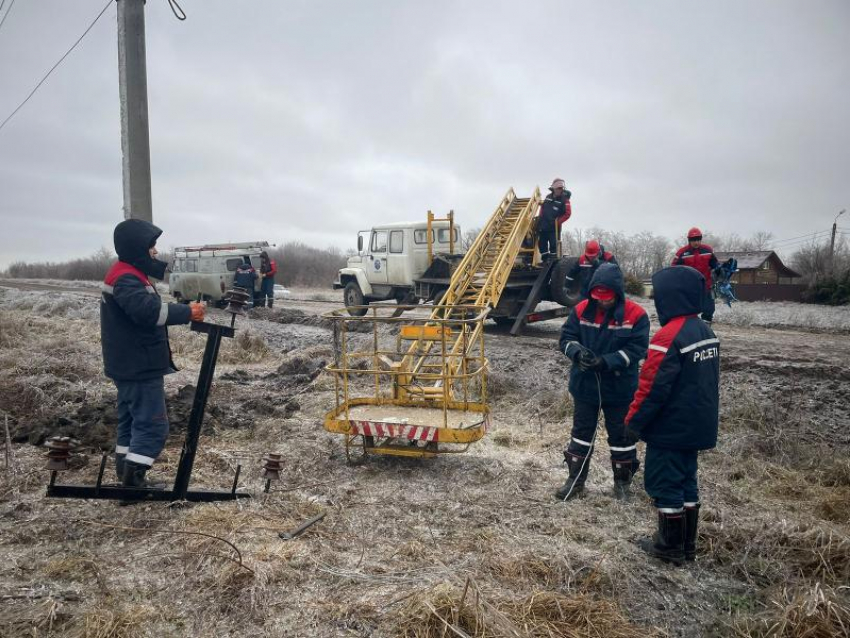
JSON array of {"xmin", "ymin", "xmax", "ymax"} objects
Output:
[{"xmin": 323, "ymin": 188, "xmax": 545, "ymax": 461}]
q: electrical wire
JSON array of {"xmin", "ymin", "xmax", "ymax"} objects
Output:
[
  {"xmin": 167, "ymin": 0, "xmax": 187, "ymax": 21},
  {"xmin": 0, "ymin": 0, "xmax": 114, "ymax": 135},
  {"xmin": 768, "ymin": 229, "xmax": 832, "ymax": 246},
  {"xmin": 0, "ymin": 0, "xmax": 16, "ymax": 34}
]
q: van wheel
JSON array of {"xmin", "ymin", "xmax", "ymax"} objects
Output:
[
  {"xmin": 344, "ymin": 282, "xmax": 368, "ymax": 317},
  {"xmin": 550, "ymin": 257, "xmax": 581, "ymax": 307}
]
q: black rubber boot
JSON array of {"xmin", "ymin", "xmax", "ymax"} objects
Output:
[
  {"xmin": 638, "ymin": 509, "xmax": 686, "ymax": 565},
  {"xmin": 684, "ymin": 504, "xmax": 700, "ymax": 561},
  {"xmin": 612, "ymin": 458, "xmax": 639, "ymax": 500},
  {"xmin": 121, "ymin": 460, "xmax": 165, "ymax": 489},
  {"xmin": 267, "ymin": 297, "xmax": 274, "ymax": 309},
  {"xmin": 554, "ymin": 451, "xmax": 590, "ymax": 501},
  {"xmin": 115, "ymin": 453, "xmax": 126, "ymax": 482}
]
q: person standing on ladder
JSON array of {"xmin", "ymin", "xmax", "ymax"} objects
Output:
[
  {"xmin": 672, "ymin": 227, "xmax": 718, "ymax": 324},
  {"xmin": 101, "ymin": 220, "xmax": 205, "ymax": 488},
  {"xmin": 556, "ymin": 263, "xmax": 649, "ymax": 501},
  {"xmin": 566, "ymin": 239, "xmax": 618, "ymax": 300},
  {"xmin": 538, "ymin": 178, "xmax": 572, "ymax": 261},
  {"xmin": 257, "ymin": 250, "xmax": 278, "ymax": 308}
]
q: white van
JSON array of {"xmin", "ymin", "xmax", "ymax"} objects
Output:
[{"xmin": 169, "ymin": 242, "xmax": 271, "ymax": 303}]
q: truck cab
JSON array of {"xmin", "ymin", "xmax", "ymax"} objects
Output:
[{"xmin": 334, "ymin": 219, "xmax": 461, "ymax": 315}]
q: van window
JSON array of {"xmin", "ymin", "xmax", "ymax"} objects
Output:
[
  {"xmin": 390, "ymin": 230, "xmax": 404, "ymax": 254},
  {"xmin": 371, "ymin": 230, "xmax": 388, "ymax": 253},
  {"xmin": 172, "ymin": 260, "xmax": 181, "ymax": 272},
  {"xmin": 437, "ymin": 228, "xmax": 458, "ymax": 244},
  {"xmin": 184, "ymin": 259, "xmax": 198, "ymax": 272},
  {"xmin": 225, "ymin": 258, "xmax": 242, "ymax": 272},
  {"xmin": 414, "ymin": 229, "xmax": 433, "ymax": 245}
]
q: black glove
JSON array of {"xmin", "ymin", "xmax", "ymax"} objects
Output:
[
  {"xmin": 577, "ymin": 350, "xmax": 595, "ymax": 370},
  {"xmin": 584, "ymin": 355, "xmax": 607, "ymax": 373}
]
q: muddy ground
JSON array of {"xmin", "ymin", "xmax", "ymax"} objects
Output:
[{"xmin": 1, "ymin": 283, "xmax": 849, "ymax": 637}]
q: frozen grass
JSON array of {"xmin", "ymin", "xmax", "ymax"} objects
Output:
[
  {"xmin": 713, "ymin": 300, "xmax": 850, "ymax": 332},
  {"xmin": 2, "ymin": 288, "xmax": 850, "ymax": 637}
]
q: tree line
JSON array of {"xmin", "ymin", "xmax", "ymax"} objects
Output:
[
  {"xmin": 2, "ymin": 228, "xmax": 847, "ymax": 303},
  {"xmin": 1, "ymin": 242, "xmax": 347, "ymax": 288}
]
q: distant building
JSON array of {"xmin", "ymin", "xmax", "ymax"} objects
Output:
[{"xmin": 715, "ymin": 250, "xmax": 804, "ymax": 302}]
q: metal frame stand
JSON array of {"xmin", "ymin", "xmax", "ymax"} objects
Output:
[{"xmin": 46, "ymin": 321, "xmax": 251, "ymax": 503}]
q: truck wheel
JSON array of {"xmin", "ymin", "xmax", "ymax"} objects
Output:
[
  {"xmin": 344, "ymin": 282, "xmax": 368, "ymax": 316},
  {"xmin": 550, "ymin": 257, "xmax": 581, "ymax": 307}
]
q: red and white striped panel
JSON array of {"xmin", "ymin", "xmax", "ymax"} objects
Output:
[{"xmin": 350, "ymin": 420, "xmax": 438, "ymax": 442}]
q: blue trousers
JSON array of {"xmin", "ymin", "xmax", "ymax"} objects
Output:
[
  {"xmin": 114, "ymin": 377, "xmax": 169, "ymax": 467},
  {"xmin": 644, "ymin": 445, "xmax": 699, "ymax": 509}
]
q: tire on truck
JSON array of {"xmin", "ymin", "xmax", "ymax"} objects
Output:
[
  {"xmin": 344, "ymin": 281, "xmax": 368, "ymax": 317},
  {"xmin": 550, "ymin": 256, "xmax": 582, "ymax": 307}
]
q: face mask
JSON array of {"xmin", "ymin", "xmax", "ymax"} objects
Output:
[{"xmin": 136, "ymin": 256, "xmax": 168, "ymax": 280}]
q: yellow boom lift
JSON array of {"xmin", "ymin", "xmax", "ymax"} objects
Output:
[{"xmin": 323, "ymin": 187, "xmax": 576, "ymax": 460}]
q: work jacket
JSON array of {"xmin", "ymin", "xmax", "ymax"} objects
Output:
[
  {"xmin": 539, "ymin": 193, "xmax": 572, "ymax": 233},
  {"xmin": 559, "ymin": 264, "xmax": 649, "ymax": 405},
  {"xmin": 625, "ymin": 266, "xmax": 720, "ymax": 450},
  {"xmin": 672, "ymin": 244, "xmax": 718, "ymax": 290},
  {"xmin": 101, "ymin": 220, "xmax": 191, "ymax": 381}
]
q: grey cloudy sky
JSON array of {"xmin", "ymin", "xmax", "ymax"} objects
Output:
[{"xmin": 0, "ymin": 0, "xmax": 848, "ymax": 268}]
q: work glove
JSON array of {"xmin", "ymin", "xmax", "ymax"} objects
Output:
[
  {"xmin": 189, "ymin": 301, "xmax": 206, "ymax": 323},
  {"xmin": 577, "ymin": 350, "xmax": 604, "ymax": 372}
]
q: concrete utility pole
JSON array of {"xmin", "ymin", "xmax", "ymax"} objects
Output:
[
  {"xmin": 829, "ymin": 209, "xmax": 845, "ymax": 276},
  {"xmin": 117, "ymin": 0, "xmax": 153, "ymax": 221}
]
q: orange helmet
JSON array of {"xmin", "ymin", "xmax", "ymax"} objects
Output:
[
  {"xmin": 687, "ymin": 227, "xmax": 703, "ymax": 240},
  {"xmin": 584, "ymin": 239, "xmax": 601, "ymax": 258}
]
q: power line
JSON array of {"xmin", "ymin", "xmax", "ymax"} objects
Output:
[
  {"xmin": 0, "ymin": 0, "xmax": 16, "ymax": 34},
  {"xmin": 0, "ymin": 0, "xmax": 114, "ymax": 135},
  {"xmin": 770, "ymin": 229, "xmax": 831, "ymax": 245}
]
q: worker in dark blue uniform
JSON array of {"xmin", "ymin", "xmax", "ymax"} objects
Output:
[
  {"xmin": 625, "ymin": 266, "xmax": 720, "ymax": 565},
  {"xmin": 101, "ymin": 219, "xmax": 205, "ymax": 487},
  {"xmin": 538, "ymin": 178, "xmax": 572, "ymax": 261},
  {"xmin": 557, "ymin": 263, "xmax": 650, "ymax": 501}
]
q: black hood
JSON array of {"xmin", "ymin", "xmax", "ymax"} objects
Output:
[
  {"xmin": 583, "ymin": 262, "xmax": 625, "ymax": 324},
  {"xmin": 113, "ymin": 219, "xmax": 167, "ymax": 280},
  {"xmin": 652, "ymin": 266, "xmax": 704, "ymax": 326}
]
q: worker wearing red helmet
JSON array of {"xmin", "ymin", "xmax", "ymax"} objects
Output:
[
  {"xmin": 537, "ymin": 178, "xmax": 572, "ymax": 261},
  {"xmin": 556, "ymin": 263, "xmax": 649, "ymax": 501},
  {"xmin": 566, "ymin": 239, "xmax": 618, "ymax": 300},
  {"xmin": 672, "ymin": 228, "xmax": 719, "ymax": 323}
]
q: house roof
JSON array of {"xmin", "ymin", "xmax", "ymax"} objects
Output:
[{"xmin": 715, "ymin": 250, "xmax": 801, "ymax": 278}]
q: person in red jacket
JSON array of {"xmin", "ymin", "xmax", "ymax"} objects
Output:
[
  {"xmin": 257, "ymin": 251, "xmax": 278, "ymax": 308},
  {"xmin": 672, "ymin": 227, "xmax": 719, "ymax": 323}
]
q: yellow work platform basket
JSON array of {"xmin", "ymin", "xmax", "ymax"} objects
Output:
[{"xmin": 322, "ymin": 304, "xmax": 490, "ymax": 462}]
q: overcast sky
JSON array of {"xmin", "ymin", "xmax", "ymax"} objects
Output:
[{"xmin": 0, "ymin": 0, "xmax": 848, "ymax": 268}]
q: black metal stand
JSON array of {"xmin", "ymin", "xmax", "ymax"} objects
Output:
[{"xmin": 46, "ymin": 321, "xmax": 251, "ymax": 503}]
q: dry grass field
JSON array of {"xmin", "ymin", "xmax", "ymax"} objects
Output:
[{"xmin": 1, "ymin": 283, "xmax": 849, "ymax": 637}]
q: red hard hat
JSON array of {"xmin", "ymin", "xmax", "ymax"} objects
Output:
[
  {"xmin": 687, "ymin": 227, "xmax": 703, "ymax": 239},
  {"xmin": 584, "ymin": 239, "xmax": 601, "ymax": 258},
  {"xmin": 590, "ymin": 285, "xmax": 616, "ymax": 301}
]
